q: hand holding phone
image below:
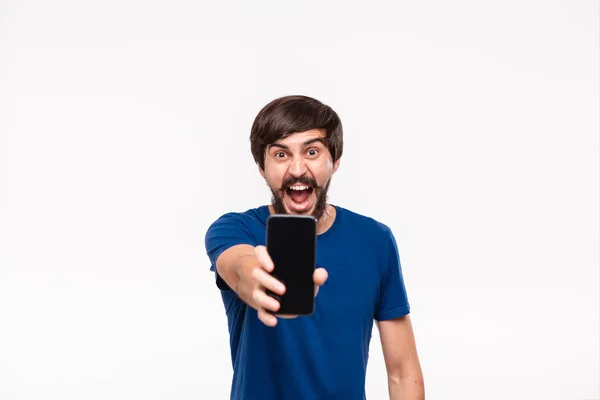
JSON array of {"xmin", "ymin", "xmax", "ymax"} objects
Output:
[{"xmin": 251, "ymin": 245, "xmax": 328, "ymax": 326}]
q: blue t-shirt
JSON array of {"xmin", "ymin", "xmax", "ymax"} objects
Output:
[{"xmin": 204, "ymin": 205, "xmax": 410, "ymax": 400}]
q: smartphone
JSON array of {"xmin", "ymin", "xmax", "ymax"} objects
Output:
[{"xmin": 266, "ymin": 214, "xmax": 317, "ymax": 316}]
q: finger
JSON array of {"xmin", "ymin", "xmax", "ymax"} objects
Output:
[
  {"xmin": 254, "ymin": 245, "xmax": 274, "ymax": 272},
  {"xmin": 313, "ymin": 267, "xmax": 328, "ymax": 286},
  {"xmin": 251, "ymin": 267, "xmax": 286, "ymax": 295},
  {"xmin": 258, "ymin": 308, "xmax": 278, "ymax": 327},
  {"xmin": 252, "ymin": 288, "xmax": 280, "ymax": 313}
]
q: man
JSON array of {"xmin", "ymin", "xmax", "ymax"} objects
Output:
[{"xmin": 205, "ymin": 95, "xmax": 424, "ymax": 399}]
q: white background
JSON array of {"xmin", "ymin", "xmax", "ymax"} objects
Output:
[{"xmin": 0, "ymin": 1, "xmax": 598, "ymax": 399}]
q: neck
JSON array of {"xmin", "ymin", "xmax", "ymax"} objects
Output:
[
  {"xmin": 267, "ymin": 204, "xmax": 337, "ymax": 235},
  {"xmin": 315, "ymin": 204, "xmax": 336, "ymax": 235}
]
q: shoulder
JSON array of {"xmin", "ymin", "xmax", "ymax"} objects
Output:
[
  {"xmin": 204, "ymin": 206, "xmax": 269, "ymax": 267},
  {"xmin": 205, "ymin": 205, "xmax": 269, "ymax": 242},
  {"xmin": 335, "ymin": 206, "xmax": 400, "ymax": 272},
  {"xmin": 336, "ymin": 206, "xmax": 394, "ymax": 240}
]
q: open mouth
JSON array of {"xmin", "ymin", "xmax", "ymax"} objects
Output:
[{"xmin": 284, "ymin": 185, "xmax": 314, "ymax": 212}]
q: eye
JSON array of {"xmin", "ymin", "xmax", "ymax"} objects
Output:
[
  {"xmin": 275, "ymin": 151, "xmax": 286, "ymax": 158},
  {"xmin": 306, "ymin": 148, "xmax": 319, "ymax": 157}
]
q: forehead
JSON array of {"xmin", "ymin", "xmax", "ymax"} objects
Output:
[{"xmin": 272, "ymin": 129, "xmax": 326, "ymax": 147}]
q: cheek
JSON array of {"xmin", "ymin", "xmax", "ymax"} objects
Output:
[
  {"xmin": 264, "ymin": 172, "xmax": 277, "ymax": 186},
  {"xmin": 312, "ymin": 161, "xmax": 334, "ymax": 184},
  {"xmin": 263, "ymin": 166, "xmax": 284, "ymax": 186}
]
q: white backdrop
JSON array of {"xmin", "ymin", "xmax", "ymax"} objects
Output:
[{"xmin": 0, "ymin": 1, "xmax": 598, "ymax": 399}]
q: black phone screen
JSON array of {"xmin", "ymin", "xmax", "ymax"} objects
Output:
[{"xmin": 266, "ymin": 214, "xmax": 317, "ymax": 316}]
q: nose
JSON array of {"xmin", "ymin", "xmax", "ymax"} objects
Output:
[{"xmin": 288, "ymin": 158, "xmax": 308, "ymax": 177}]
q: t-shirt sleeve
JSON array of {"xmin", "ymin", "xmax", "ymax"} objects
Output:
[
  {"xmin": 374, "ymin": 232, "xmax": 411, "ymax": 321},
  {"xmin": 204, "ymin": 212, "xmax": 257, "ymax": 291}
]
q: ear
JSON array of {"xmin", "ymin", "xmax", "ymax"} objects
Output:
[
  {"xmin": 333, "ymin": 158, "xmax": 341, "ymax": 173},
  {"xmin": 257, "ymin": 163, "xmax": 265, "ymax": 178}
]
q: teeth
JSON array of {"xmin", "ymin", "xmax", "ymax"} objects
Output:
[{"xmin": 289, "ymin": 185, "xmax": 309, "ymax": 190}]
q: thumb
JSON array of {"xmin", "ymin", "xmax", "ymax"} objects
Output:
[{"xmin": 313, "ymin": 267, "xmax": 328, "ymax": 297}]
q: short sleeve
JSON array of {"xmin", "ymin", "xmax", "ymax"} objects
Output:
[
  {"xmin": 374, "ymin": 232, "xmax": 411, "ymax": 321},
  {"xmin": 204, "ymin": 212, "xmax": 257, "ymax": 291}
]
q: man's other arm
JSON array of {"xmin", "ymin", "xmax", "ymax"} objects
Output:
[{"xmin": 377, "ymin": 315, "xmax": 425, "ymax": 400}]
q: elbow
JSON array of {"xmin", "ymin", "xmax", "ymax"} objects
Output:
[{"xmin": 387, "ymin": 364, "xmax": 424, "ymax": 385}]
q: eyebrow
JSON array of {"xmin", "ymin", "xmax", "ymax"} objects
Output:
[{"xmin": 268, "ymin": 138, "xmax": 327, "ymax": 151}]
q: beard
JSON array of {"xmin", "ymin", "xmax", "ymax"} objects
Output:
[{"xmin": 268, "ymin": 175, "xmax": 331, "ymax": 220}]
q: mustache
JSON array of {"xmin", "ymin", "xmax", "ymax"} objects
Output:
[{"xmin": 280, "ymin": 176, "xmax": 319, "ymax": 191}]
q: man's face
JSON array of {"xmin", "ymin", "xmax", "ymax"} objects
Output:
[{"xmin": 260, "ymin": 129, "xmax": 340, "ymax": 219}]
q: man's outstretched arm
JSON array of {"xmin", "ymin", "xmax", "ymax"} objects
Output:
[{"xmin": 215, "ymin": 244, "xmax": 327, "ymax": 327}]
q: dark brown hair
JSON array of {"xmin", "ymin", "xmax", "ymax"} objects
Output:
[{"xmin": 250, "ymin": 95, "xmax": 343, "ymax": 170}]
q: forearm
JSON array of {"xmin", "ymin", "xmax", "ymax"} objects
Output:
[
  {"xmin": 388, "ymin": 371, "xmax": 424, "ymax": 400},
  {"xmin": 215, "ymin": 245, "xmax": 256, "ymax": 292}
]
